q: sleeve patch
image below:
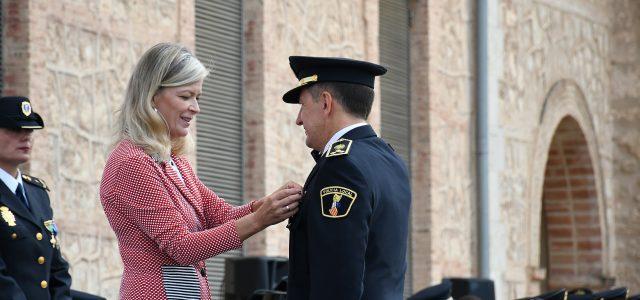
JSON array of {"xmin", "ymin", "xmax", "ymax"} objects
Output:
[{"xmin": 320, "ymin": 186, "xmax": 357, "ymax": 218}]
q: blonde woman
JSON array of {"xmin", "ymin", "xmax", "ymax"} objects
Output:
[{"xmin": 100, "ymin": 43, "xmax": 301, "ymax": 299}]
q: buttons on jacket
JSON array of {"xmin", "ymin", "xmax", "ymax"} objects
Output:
[
  {"xmin": 36, "ymin": 232, "xmax": 43, "ymax": 240},
  {"xmin": 40, "ymin": 280, "xmax": 48, "ymax": 288},
  {"xmin": 38, "ymin": 256, "xmax": 45, "ymax": 264},
  {"xmin": 11, "ymin": 233, "xmax": 17, "ymax": 239}
]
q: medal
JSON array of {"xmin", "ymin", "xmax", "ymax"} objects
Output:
[
  {"xmin": 1, "ymin": 206, "xmax": 16, "ymax": 227},
  {"xmin": 44, "ymin": 220, "xmax": 58, "ymax": 248}
]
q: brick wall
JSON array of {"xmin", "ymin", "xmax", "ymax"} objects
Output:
[{"xmin": 543, "ymin": 117, "xmax": 603, "ymax": 289}]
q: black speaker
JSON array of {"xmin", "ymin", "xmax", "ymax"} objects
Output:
[
  {"xmin": 250, "ymin": 290, "xmax": 287, "ymax": 300},
  {"xmin": 224, "ymin": 256, "xmax": 289, "ymax": 300},
  {"xmin": 446, "ymin": 277, "xmax": 495, "ymax": 300},
  {"xmin": 70, "ymin": 289, "xmax": 106, "ymax": 300}
]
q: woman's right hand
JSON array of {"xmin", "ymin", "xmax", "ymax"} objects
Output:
[{"xmin": 254, "ymin": 182, "xmax": 303, "ymax": 227}]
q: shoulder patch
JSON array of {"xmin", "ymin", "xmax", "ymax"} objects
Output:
[
  {"xmin": 22, "ymin": 174, "xmax": 50, "ymax": 191},
  {"xmin": 326, "ymin": 139, "xmax": 353, "ymax": 158},
  {"xmin": 320, "ymin": 186, "xmax": 357, "ymax": 218}
]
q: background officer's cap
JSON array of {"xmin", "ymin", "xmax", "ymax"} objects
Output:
[
  {"xmin": 282, "ymin": 56, "xmax": 387, "ymax": 103},
  {"xmin": 0, "ymin": 96, "xmax": 44, "ymax": 130}
]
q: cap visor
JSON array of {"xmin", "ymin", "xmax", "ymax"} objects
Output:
[{"xmin": 282, "ymin": 85, "xmax": 305, "ymax": 104}]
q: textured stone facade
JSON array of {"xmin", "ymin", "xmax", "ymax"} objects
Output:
[{"xmin": 2, "ymin": 0, "xmax": 195, "ymax": 297}]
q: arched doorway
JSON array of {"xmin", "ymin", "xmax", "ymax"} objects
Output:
[{"xmin": 541, "ymin": 116, "xmax": 603, "ymax": 290}]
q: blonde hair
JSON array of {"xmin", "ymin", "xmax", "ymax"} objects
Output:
[{"xmin": 115, "ymin": 42, "xmax": 209, "ymax": 161}]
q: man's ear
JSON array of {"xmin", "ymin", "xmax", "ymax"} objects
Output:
[{"xmin": 321, "ymin": 91, "xmax": 333, "ymax": 116}]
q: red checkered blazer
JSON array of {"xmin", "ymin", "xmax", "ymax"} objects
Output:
[{"xmin": 100, "ymin": 139, "xmax": 253, "ymax": 300}]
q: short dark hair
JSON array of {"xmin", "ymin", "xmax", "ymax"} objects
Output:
[{"xmin": 308, "ymin": 82, "xmax": 374, "ymax": 119}]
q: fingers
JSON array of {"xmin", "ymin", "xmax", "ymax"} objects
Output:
[
  {"xmin": 271, "ymin": 187, "xmax": 302, "ymax": 202},
  {"xmin": 279, "ymin": 181, "xmax": 303, "ymax": 190}
]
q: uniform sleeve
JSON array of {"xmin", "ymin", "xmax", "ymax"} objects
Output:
[
  {"xmin": 48, "ymin": 244, "xmax": 72, "ymax": 299},
  {"xmin": 0, "ymin": 249, "xmax": 28, "ymax": 300},
  {"xmin": 307, "ymin": 158, "xmax": 372, "ymax": 300},
  {"xmin": 112, "ymin": 157, "xmax": 243, "ymax": 265}
]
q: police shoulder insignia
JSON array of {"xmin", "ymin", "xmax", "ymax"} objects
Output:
[
  {"xmin": 326, "ymin": 139, "xmax": 353, "ymax": 158},
  {"xmin": 320, "ymin": 186, "xmax": 357, "ymax": 218},
  {"xmin": 22, "ymin": 174, "xmax": 50, "ymax": 191}
]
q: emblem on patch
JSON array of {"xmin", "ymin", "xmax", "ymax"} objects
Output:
[
  {"xmin": 320, "ymin": 186, "xmax": 357, "ymax": 218},
  {"xmin": 326, "ymin": 139, "xmax": 353, "ymax": 158},
  {"xmin": 21, "ymin": 101, "xmax": 32, "ymax": 116},
  {"xmin": 1, "ymin": 206, "xmax": 17, "ymax": 227}
]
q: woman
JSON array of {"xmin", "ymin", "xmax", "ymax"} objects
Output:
[{"xmin": 100, "ymin": 43, "xmax": 301, "ymax": 299}]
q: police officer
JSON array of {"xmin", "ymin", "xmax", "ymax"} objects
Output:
[
  {"xmin": 0, "ymin": 96, "xmax": 72, "ymax": 299},
  {"xmin": 283, "ymin": 56, "xmax": 412, "ymax": 299}
]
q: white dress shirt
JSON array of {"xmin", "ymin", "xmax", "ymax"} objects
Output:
[{"xmin": 0, "ymin": 167, "xmax": 28, "ymax": 200}]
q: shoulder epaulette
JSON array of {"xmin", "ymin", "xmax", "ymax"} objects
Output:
[
  {"xmin": 326, "ymin": 139, "xmax": 353, "ymax": 158},
  {"xmin": 22, "ymin": 174, "xmax": 50, "ymax": 191}
]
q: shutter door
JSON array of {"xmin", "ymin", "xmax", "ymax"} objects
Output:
[
  {"xmin": 195, "ymin": 1, "xmax": 243, "ymax": 299},
  {"xmin": 379, "ymin": 0, "xmax": 412, "ymax": 297}
]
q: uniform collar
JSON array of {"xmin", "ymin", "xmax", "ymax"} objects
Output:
[
  {"xmin": 322, "ymin": 122, "xmax": 368, "ymax": 155},
  {"xmin": 0, "ymin": 167, "xmax": 24, "ymax": 194}
]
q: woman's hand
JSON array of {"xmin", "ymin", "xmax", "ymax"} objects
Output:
[
  {"xmin": 253, "ymin": 182, "xmax": 303, "ymax": 227},
  {"xmin": 251, "ymin": 181, "xmax": 302, "ymax": 212},
  {"xmin": 236, "ymin": 181, "xmax": 302, "ymax": 241}
]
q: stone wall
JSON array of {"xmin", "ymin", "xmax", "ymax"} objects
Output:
[
  {"xmin": 497, "ymin": 0, "xmax": 614, "ymax": 297},
  {"xmin": 2, "ymin": 0, "xmax": 195, "ymax": 297},
  {"xmin": 408, "ymin": 0, "xmax": 478, "ymax": 290},
  {"xmin": 242, "ymin": 0, "xmax": 380, "ymax": 256},
  {"xmin": 609, "ymin": 0, "xmax": 640, "ymax": 290}
]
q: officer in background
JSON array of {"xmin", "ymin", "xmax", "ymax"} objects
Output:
[
  {"xmin": 283, "ymin": 56, "xmax": 412, "ymax": 299},
  {"xmin": 0, "ymin": 96, "xmax": 72, "ymax": 299}
]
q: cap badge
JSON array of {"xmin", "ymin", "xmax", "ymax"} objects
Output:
[
  {"xmin": 298, "ymin": 74, "xmax": 318, "ymax": 87},
  {"xmin": 21, "ymin": 101, "xmax": 32, "ymax": 116}
]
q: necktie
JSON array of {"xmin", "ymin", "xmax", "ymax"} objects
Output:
[{"xmin": 16, "ymin": 183, "xmax": 30, "ymax": 209}]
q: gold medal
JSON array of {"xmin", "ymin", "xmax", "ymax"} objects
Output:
[{"xmin": 0, "ymin": 206, "xmax": 16, "ymax": 227}]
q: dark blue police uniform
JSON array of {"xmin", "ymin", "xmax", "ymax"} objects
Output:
[
  {"xmin": 0, "ymin": 96, "xmax": 72, "ymax": 300},
  {"xmin": 283, "ymin": 57, "xmax": 412, "ymax": 300}
]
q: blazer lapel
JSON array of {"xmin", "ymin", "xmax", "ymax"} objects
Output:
[
  {"xmin": 23, "ymin": 183, "xmax": 49, "ymax": 227},
  {"xmin": 162, "ymin": 160, "xmax": 205, "ymax": 224},
  {"xmin": 0, "ymin": 181, "xmax": 38, "ymax": 227}
]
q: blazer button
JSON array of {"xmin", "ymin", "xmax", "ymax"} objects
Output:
[
  {"xmin": 41, "ymin": 280, "xmax": 48, "ymax": 289},
  {"xmin": 36, "ymin": 233, "xmax": 43, "ymax": 240},
  {"xmin": 11, "ymin": 233, "xmax": 17, "ymax": 239},
  {"xmin": 200, "ymin": 268, "xmax": 206, "ymax": 277},
  {"xmin": 38, "ymin": 256, "xmax": 45, "ymax": 264}
]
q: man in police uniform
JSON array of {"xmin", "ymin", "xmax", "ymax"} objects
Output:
[
  {"xmin": 283, "ymin": 56, "xmax": 411, "ymax": 299},
  {"xmin": 0, "ymin": 96, "xmax": 72, "ymax": 299}
]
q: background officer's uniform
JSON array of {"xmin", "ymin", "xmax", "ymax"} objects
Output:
[
  {"xmin": 283, "ymin": 57, "xmax": 412, "ymax": 300},
  {"xmin": 0, "ymin": 96, "xmax": 72, "ymax": 300}
]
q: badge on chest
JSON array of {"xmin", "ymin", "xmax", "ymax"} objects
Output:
[{"xmin": 320, "ymin": 186, "xmax": 357, "ymax": 218}]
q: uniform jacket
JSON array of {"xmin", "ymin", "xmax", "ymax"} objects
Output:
[
  {"xmin": 287, "ymin": 125, "xmax": 412, "ymax": 300},
  {"xmin": 0, "ymin": 174, "xmax": 72, "ymax": 300},
  {"xmin": 100, "ymin": 139, "xmax": 253, "ymax": 300}
]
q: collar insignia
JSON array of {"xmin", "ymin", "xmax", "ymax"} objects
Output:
[
  {"xmin": 1, "ymin": 206, "xmax": 17, "ymax": 227},
  {"xmin": 326, "ymin": 139, "xmax": 352, "ymax": 158}
]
